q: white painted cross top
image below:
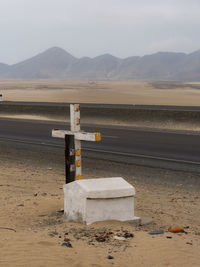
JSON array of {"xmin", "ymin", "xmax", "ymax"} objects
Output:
[{"xmin": 52, "ymin": 104, "xmax": 101, "ymax": 182}]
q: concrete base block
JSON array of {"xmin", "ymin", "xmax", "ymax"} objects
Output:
[{"xmin": 63, "ymin": 177, "xmax": 139, "ymax": 225}]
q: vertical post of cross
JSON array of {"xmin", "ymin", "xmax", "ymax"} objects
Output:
[
  {"xmin": 70, "ymin": 104, "xmax": 82, "ymax": 180},
  {"xmin": 65, "ymin": 134, "xmax": 75, "ymax": 184}
]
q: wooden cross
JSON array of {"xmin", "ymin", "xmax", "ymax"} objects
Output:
[{"xmin": 52, "ymin": 104, "xmax": 101, "ymax": 183}]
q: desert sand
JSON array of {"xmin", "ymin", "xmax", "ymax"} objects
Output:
[
  {"xmin": 1, "ymin": 80, "xmax": 200, "ymax": 105},
  {"xmin": 0, "ymin": 144, "xmax": 200, "ymax": 266},
  {"xmin": 1, "ymin": 80, "xmax": 200, "ymax": 266}
]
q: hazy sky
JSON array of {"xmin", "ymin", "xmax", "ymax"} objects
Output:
[{"xmin": 0, "ymin": 0, "xmax": 200, "ymax": 64}]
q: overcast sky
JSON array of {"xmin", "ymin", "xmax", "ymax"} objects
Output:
[{"xmin": 0, "ymin": 0, "xmax": 200, "ymax": 64}]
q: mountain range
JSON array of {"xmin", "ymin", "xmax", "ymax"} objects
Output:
[{"xmin": 0, "ymin": 47, "xmax": 200, "ymax": 81}]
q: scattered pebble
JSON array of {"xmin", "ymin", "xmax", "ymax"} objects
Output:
[
  {"xmin": 17, "ymin": 204, "xmax": 24, "ymax": 207},
  {"xmin": 96, "ymin": 236, "xmax": 106, "ymax": 242},
  {"xmin": 114, "ymin": 236, "xmax": 126, "ymax": 241},
  {"xmin": 62, "ymin": 242, "xmax": 72, "ymax": 248},
  {"xmin": 168, "ymin": 227, "xmax": 185, "ymax": 233},
  {"xmin": 148, "ymin": 230, "xmax": 164, "ymax": 235},
  {"xmin": 124, "ymin": 232, "xmax": 134, "ymax": 238}
]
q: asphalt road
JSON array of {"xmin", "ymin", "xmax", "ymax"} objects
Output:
[
  {"xmin": 2, "ymin": 101, "xmax": 200, "ymax": 111},
  {"xmin": 0, "ymin": 118, "xmax": 200, "ymax": 164}
]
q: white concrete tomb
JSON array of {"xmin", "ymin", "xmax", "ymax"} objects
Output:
[{"xmin": 63, "ymin": 177, "xmax": 139, "ymax": 225}]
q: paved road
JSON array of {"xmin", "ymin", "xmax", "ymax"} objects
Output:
[
  {"xmin": 2, "ymin": 101, "xmax": 200, "ymax": 111},
  {"xmin": 0, "ymin": 118, "xmax": 200, "ymax": 164}
]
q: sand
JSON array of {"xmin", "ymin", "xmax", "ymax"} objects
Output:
[
  {"xmin": 0, "ymin": 145, "xmax": 200, "ymax": 266},
  {"xmin": 1, "ymin": 80, "xmax": 200, "ymax": 105},
  {"xmin": 1, "ymin": 80, "xmax": 200, "ymax": 266}
]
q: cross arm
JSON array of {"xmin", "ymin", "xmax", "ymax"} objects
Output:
[{"xmin": 52, "ymin": 129, "xmax": 101, "ymax": 142}]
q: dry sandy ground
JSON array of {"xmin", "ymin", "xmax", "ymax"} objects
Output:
[
  {"xmin": 0, "ymin": 145, "xmax": 200, "ymax": 266},
  {"xmin": 1, "ymin": 80, "xmax": 200, "ymax": 105}
]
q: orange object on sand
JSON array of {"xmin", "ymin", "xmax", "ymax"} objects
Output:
[{"xmin": 168, "ymin": 227, "xmax": 185, "ymax": 233}]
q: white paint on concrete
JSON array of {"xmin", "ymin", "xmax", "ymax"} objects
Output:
[
  {"xmin": 63, "ymin": 177, "xmax": 139, "ymax": 225},
  {"xmin": 75, "ymin": 177, "xmax": 135, "ymax": 198}
]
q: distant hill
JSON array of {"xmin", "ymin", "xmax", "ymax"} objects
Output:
[
  {"xmin": 0, "ymin": 63, "xmax": 10, "ymax": 75},
  {"xmin": 1, "ymin": 47, "xmax": 200, "ymax": 81},
  {"xmin": 2, "ymin": 47, "xmax": 76, "ymax": 79}
]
